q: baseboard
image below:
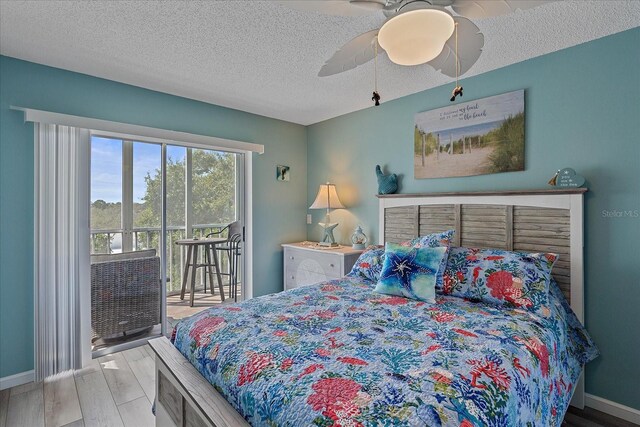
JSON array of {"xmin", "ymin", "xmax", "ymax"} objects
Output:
[
  {"xmin": 0, "ymin": 370, "xmax": 35, "ymax": 391},
  {"xmin": 585, "ymin": 393, "xmax": 640, "ymax": 425}
]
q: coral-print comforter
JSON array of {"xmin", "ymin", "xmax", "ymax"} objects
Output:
[{"xmin": 172, "ymin": 277, "xmax": 597, "ymax": 427}]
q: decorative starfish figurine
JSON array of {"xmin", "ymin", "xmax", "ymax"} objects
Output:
[{"xmin": 318, "ymin": 222, "xmax": 339, "ymax": 245}]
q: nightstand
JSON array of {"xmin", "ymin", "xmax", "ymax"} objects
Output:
[{"xmin": 282, "ymin": 242, "xmax": 364, "ymax": 291}]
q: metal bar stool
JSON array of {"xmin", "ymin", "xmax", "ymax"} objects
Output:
[
  {"xmin": 204, "ymin": 233, "xmax": 242, "ymax": 301},
  {"xmin": 206, "ymin": 222, "xmax": 243, "ymax": 300},
  {"xmin": 175, "ymin": 238, "xmax": 226, "ymax": 307},
  {"xmin": 227, "ymin": 234, "xmax": 242, "ymax": 301}
]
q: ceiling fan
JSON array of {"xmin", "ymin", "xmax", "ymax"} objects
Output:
[{"xmin": 281, "ymin": 0, "xmax": 555, "ymax": 79}]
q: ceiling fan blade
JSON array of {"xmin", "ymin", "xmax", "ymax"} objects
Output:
[
  {"xmin": 426, "ymin": 16, "xmax": 484, "ymax": 78},
  {"xmin": 318, "ymin": 29, "xmax": 383, "ymax": 77},
  {"xmin": 277, "ymin": 0, "xmax": 382, "ymax": 17},
  {"xmin": 450, "ymin": 0, "xmax": 556, "ymax": 19}
]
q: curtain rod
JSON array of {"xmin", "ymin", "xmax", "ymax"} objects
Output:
[{"xmin": 10, "ymin": 106, "xmax": 265, "ymax": 154}]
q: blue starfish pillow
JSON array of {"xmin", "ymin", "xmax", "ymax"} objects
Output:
[{"xmin": 374, "ymin": 242, "xmax": 449, "ymax": 303}]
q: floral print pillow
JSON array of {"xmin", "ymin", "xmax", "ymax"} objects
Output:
[
  {"xmin": 442, "ymin": 247, "xmax": 558, "ymax": 317},
  {"xmin": 401, "ymin": 229, "xmax": 455, "ymax": 248},
  {"xmin": 402, "ymin": 229, "xmax": 455, "ymax": 289},
  {"xmin": 347, "ymin": 245, "xmax": 385, "ymax": 282},
  {"xmin": 348, "ymin": 230, "xmax": 455, "ymax": 283},
  {"xmin": 374, "ymin": 242, "xmax": 448, "ymax": 303}
]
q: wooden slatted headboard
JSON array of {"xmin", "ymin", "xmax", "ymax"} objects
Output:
[
  {"xmin": 378, "ymin": 188, "xmax": 587, "ymax": 408},
  {"xmin": 378, "ymin": 189, "xmax": 586, "ymax": 317}
]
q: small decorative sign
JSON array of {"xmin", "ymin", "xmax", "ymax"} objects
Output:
[{"xmin": 550, "ymin": 168, "xmax": 585, "ymax": 188}]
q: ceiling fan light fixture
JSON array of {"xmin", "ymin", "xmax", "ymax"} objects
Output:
[{"xmin": 378, "ymin": 8, "xmax": 455, "ymax": 66}]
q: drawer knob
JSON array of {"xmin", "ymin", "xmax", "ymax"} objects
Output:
[
  {"xmin": 290, "ymin": 256, "xmax": 295, "ymax": 260},
  {"xmin": 329, "ymin": 263, "xmax": 335, "ymax": 267},
  {"xmin": 290, "ymin": 275, "xmax": 295, "ymax": 279}
]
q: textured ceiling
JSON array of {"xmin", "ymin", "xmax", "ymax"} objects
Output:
[{"xmin": 1, "ymin": 1, "xmax": 639, "ymax": 125}]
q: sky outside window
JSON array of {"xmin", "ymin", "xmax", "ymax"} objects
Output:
[
  {"xmin": 90, "ymin": 136, "xmax": 122, "ymax": 204},
  {"xmin": 91, "ymin": 137, "xmax": 187, "ymax": 204}
]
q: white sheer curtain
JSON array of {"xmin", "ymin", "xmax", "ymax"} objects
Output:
[{"xmin": 34, "ymin": 123, "xmax": 90, "ymax": 380}]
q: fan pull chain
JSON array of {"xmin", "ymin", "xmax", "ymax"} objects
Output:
[
  {"xmin": 375, "ymin": 40, "xmax": 378, "ymax": 92},
  {"xmin": 372, "ymin": 38, "xmax": 381, "ymax": 106},
  {"xmin": 450, "ymin": 22, "xmax": 463, "ymax": 102},
  {"xmin": 455, "ymin": 21, "xmax": 459, "ymax": 87}
]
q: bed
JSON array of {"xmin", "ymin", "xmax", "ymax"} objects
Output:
[{"xmin": 150, "ymin": 189, "xmax": 597, "ymax": 427}]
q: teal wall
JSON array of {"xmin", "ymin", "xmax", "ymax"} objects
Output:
[
  {"xmin": 2, "ymin": 28, "xmax": 639, "ymax": 411},
  {"xmin": 307, "ymin": 28, "xmax": 640, "ymax": 410},
  {"xmin": 0, "ymin": 56, "xmax": 307, "ymax": 379}
]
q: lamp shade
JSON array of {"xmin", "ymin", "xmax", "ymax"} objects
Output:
[
  {"xmin": 378, "ymin": 8, "xmax": 455, "ymax": 66},
  {"xmin": 309, "ymin": 183, "xmax": 345, "ymax": 210}
]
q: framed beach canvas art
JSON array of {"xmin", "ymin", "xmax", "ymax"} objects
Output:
[{"xmin": 414, "ymin": 90, "xmax": 525, "ymax": 179}]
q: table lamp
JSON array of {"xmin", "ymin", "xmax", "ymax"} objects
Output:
[{"xmin": 309, "ymin": 182, "xmax": 345, "ymax": 246}]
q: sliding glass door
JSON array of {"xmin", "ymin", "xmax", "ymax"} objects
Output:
[
  {"xmin": 165, "ymin": 146, "xmax": 243, "ymax": 324},
  {"xmin": 90, "ymin": 135, "xmax": 244, "ymax": 354}
]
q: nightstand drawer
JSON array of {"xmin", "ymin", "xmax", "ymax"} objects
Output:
[
  {"xmin": 282, "ymin": 243, "xmax": 364, "ymax": 291},
  {"xmin": 284, "ymin": 274, "xmax": 297, "ymax": 291},
  {"xmin": 284, "ymin": 248, "xmax": 305, "ymax": 272},
  {"xmin": 285, "ymin": 247, "xmax": 342, "ymax": 277},
  {"xmin": 285, "ymin": 263, "xmax": 340, "ymax": 287},
  {"xmin": 285, "ymin": 271, "xmax": 321, "ymax": 290}
]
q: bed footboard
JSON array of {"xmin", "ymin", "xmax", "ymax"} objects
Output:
[{"xmin": 149, "ymin": 337, "xmax": 249, "ymax": 427}]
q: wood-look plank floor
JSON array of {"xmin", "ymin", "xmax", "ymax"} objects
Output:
[
  {"xmin": 0, "ymin": 344, "xmax": 636, "ymax": 427},
  {"xmin": 0, "ymin": 346, "xmax": 156, "ymax": 427}
]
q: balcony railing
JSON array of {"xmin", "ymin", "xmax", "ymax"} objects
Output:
[{"xmin": 90, "ymin": 224, "xmax": 231, "ymax": 294}]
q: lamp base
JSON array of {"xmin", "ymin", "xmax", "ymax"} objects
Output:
[
  {"xmin": 318, "ymin": 222, "xmax": 339, "ymax": 246},
  {"xmin": 318, "ymin": 241, "xmax": 339, "ymax": 247}
]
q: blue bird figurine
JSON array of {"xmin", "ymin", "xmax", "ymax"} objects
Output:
[{"xmin": 376, "ymin": 165, "xmax": 398, "ymax": 195}]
